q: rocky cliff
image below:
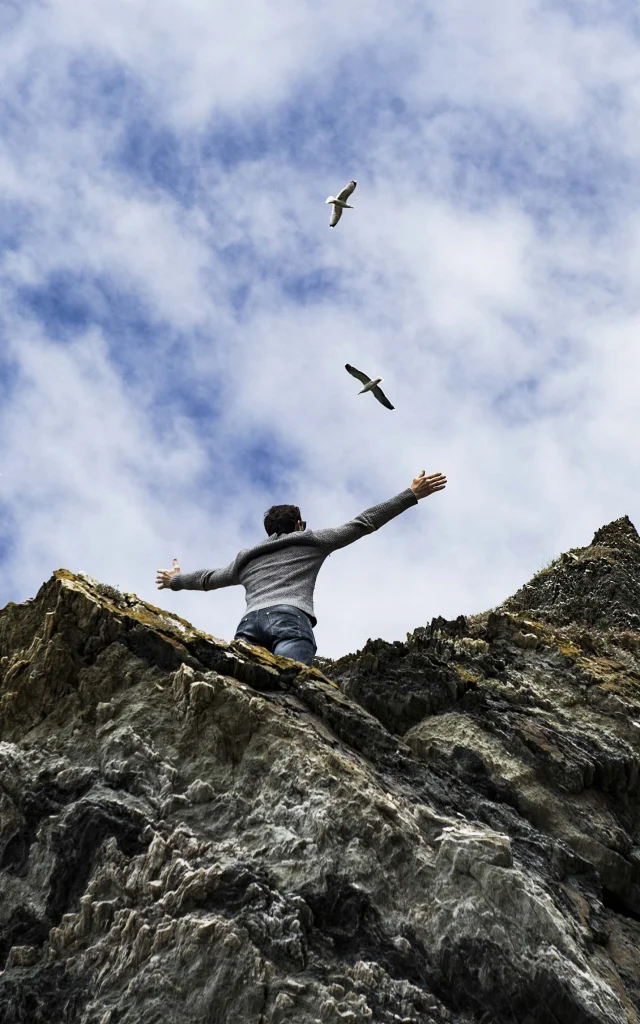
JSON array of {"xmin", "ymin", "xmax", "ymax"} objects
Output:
[{"xmin": 1, "ymin": 517, "xmax": 640, "ymax": 1023}]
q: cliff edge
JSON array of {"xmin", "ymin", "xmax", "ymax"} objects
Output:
[{"xmin": 1, "ymin": 518, "xmax": 640, "ymax": 1023}]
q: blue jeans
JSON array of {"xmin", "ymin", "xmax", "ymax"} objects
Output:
[{"xmin": 234, "ymin": 604, "xmax": 317, "ymax": 666}]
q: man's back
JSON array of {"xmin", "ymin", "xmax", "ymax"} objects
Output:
[
  {"xmin": 157, "ymin": 472, "xmax": 447, "ymax": 665},
  {"xmin": 238, "ymin": 539, "xmax": 326, "ymax": 624},
  {"xmin": 168, "ymin": 487, "xmax": 420, "ymax": 624}
]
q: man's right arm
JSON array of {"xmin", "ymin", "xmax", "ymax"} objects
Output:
[{"xmin": 167, "ymin": 560, "xmax": 239, "ymax": 592}]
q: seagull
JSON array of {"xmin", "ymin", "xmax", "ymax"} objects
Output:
[
  {"xmin": 345, "ymin": 364, "xmax": 394, "ymax": 410},
  {"xmin": 326, "ymin": 180, "xmax": 356, "ymax": 228}
]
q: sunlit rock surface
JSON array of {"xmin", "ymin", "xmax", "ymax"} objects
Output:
[{"xmin": 1, "ymin": 519, "xmax": 640, "ymax": 1023}]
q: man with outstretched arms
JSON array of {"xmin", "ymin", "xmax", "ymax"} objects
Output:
[{"xmin": 156, "ymin": 470, "xmax": 447, "ymax": 666}]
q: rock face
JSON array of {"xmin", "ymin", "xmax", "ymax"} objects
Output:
[
  {"xmin": 1, "ymin": 520, "xmax": 640, "ymax": 1023},
  {"xmin": 504, "ymin": 515, "xmax": 640, "ymax": 631}
]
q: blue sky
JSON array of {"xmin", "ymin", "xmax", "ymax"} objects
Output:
[{"xmin": 1, "ymin": 0, "xmax": 639, "ymax": 655}]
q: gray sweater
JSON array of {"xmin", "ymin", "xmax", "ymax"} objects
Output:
[{"xmin": 170, "ymin": 487, "xmax": 418, "ymax": 625}]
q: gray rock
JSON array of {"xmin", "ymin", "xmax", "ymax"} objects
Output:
[{"xmin": 0, "ymin": 541, "xmax": 640, "ymax": 1023}]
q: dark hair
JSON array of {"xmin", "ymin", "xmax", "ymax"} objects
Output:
[{"xmin": 264, "ymin": 504, "xmax": 301, "ymax": 536}]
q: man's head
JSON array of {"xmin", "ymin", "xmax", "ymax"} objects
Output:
[{"xmin": 264, "ymin": 504, "xmax": 305, "ymax": 536}]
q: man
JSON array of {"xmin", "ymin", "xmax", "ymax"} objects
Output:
[{"xmin": 156, "ymin": 469, "xmax": 446, "ymax": 666}]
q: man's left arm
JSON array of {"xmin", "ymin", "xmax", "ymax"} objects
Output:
[
  {"xmin": 312, "ymin": 489, "xmax": 418, "ymax": 553},
  {"xmin": 311, "ymin": 471, "xmax": 447, "ymax": 554}
]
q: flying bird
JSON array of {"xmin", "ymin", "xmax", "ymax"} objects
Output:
[
  {"xmin": 326, "ymin": 180, "xmax": 357, "ymax": 228},
  {"xmin": 345, "ymin": 364, "xmax": 394, "ymax": 410}
]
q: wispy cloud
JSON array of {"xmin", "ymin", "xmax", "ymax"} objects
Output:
[{"xmin": 1, "ymin": 1, "xmax": 639, "ymax": 656}]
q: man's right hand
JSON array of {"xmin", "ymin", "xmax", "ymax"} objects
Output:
[
  {"xmin": 410, "ymin": 470, "xmax": 447, "ymax": 500},
  {"xmin": 156, "ymin": 558, "xmax": 181, "ymax": 590}
]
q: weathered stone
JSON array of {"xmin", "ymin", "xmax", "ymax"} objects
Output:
[
  {"xmin": 4, "ymin": 946, "xmax": 40, "ymax": 968},
  {"xmin": 505, "ymin": 515, "xmax": 640, "ymax": 631},
  {"xmin": 514, "ymin": 630, "xmax": 539, "ymax": 649},
  {"xmin": 0, "ymin": 542, "xmax": 639, "ymax": 1023}
]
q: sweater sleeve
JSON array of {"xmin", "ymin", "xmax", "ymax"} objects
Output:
[
  {"xmin": 169, "ymin": 559, "xmax": 239, "ymax": 592},
  {"xmin": 311, "ymin": 488, "xmax": 418, "ymax": 554}
]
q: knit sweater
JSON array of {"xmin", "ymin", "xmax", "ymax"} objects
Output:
[{"xmin": 169, "ymin": 487, "xmax": 418, "ymax": 625}]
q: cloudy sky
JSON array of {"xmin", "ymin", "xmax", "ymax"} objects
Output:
[{"xmin": 1, "ymin": 0, "xmax": 639, "ymax": 657}]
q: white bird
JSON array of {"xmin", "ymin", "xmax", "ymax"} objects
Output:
[
  {"xmin": 345, "ymin": 364, "xmax": 394, "ymax": 410},
  {"xmin": 326, "ymin": 180, "xmax": 357, "ymax": 228}
]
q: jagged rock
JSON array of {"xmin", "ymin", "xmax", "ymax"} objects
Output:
[
  {"xmin": 0, "ymin": 535, "xmax": 639, "ymax": 1023},
  {"xmin": 505, "ymin": 515, "xmax": 640, "ymax": 631}
]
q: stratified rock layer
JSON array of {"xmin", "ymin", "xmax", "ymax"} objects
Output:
[{"xmin": 1, "ymin": 518, "xmax": 640, "ymax": 1024}]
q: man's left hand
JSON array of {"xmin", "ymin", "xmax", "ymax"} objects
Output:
[{"xmin": 410, "ymin": 470, "xmax": 447, "ymax": 500}]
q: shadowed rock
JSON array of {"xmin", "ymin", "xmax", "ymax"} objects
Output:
[{"xmin": 0, "ymin": 538, "xmax": 639, "ymax": 1023}]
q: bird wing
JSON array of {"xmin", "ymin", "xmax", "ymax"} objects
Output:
[
  {"xmin": 336, "ymin": 180, "xmax": 357, "ymax": 202},
  {"xmin": 329, "ymin": 204, "xmax": 343, "ymax": 227},
  {"xmin": 345, "ymin": 364, "xmax": 371, "ymax": 386},
  {"xmin": 371, "ymin": 384, "xmax": 394, "ymax": 410}
]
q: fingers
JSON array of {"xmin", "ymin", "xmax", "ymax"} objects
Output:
[
  {"xmin": 411, "ymin": 469, "xmax": 447, "ymax": 500},
  {"xmin": 414, "ymin": 472, "xmax": 447, "ymax": 498},
  {"xmin": 155, "ymin": 558, "xmax": 181, "ymax": 592},
  {"xmin": 415, "ymin": 471, "xmax": 445, "ymax": 483}
]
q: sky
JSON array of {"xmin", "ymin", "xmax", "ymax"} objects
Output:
[{"xmin": 1, "ymin": 0, "xmax": 639, "ymax": 657}]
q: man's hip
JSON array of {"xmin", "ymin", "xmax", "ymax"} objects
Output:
[{"xmin": 235, "ymin": 604, "xmax": 317, "ymax": 666}]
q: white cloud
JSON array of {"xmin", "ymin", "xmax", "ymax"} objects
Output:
[
  {"xmin": 4, "ymin": 0, "xmax": 407, "ymax": 124},
  {"xmin": 412, "ymin": 2, "xmax": 640, "ymax": 128},
  {"xmin": 0, "ymin": 0, "xmax": 639, "ymax": 658}
]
